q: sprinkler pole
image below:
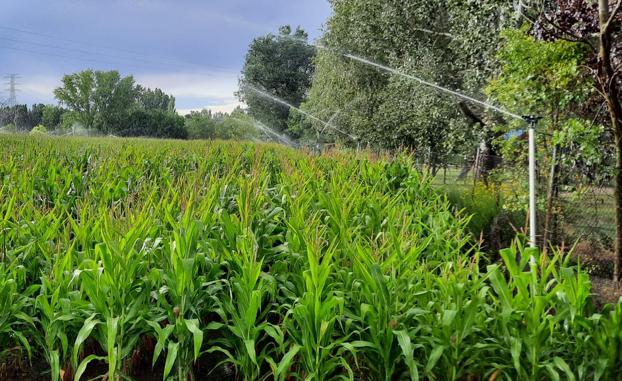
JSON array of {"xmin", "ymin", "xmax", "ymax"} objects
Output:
[{"xmin": 523, "ymin": 116, "xmax": 540, "ymax": 252}]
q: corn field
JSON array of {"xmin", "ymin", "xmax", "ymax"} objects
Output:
[{"xmin": 0, "ymin": 135, "xmax": 621, "ymax": 381}]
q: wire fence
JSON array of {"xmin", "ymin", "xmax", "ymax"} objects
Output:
[{"xmin": 410, "ymin": 152, "xmax": 616, "ymax": 262}]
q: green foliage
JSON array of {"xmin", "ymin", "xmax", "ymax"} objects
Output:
[
  {"xmin": 185, "ymin": 108, "xmax": 259, "ymax": 141},
  {"xmin": 0, "ymin": 136, "xmax": 621, "ymax": 380},
  {"xmin": 54, "ymin": 70, "xmax": 181, "ymax": 137},
  {"xmin": 122, "ymin": 109, "xmax": 187, "ymax": 139},
  {"xmin": 238, "ymin": 25, "xmax": 315, "ymax": 134},
  {"xmin": 136, "ymin": 86, "xmax": 176, "ymax": 112},
  {"xmin": 30, "ymin": 124, "xmax": 48, "ymax": 135},
  {"xmin": 0, "ymin": 123, "xmax": 16, "ymax": 133},
  {"xmin": 487, "ymin": 28, "xmax": 592, "ymax": 121},
  {"xmin": 301, "ymin": 0, "xmax": 516, "ymax": 156},
  {"xmin": 0, "ymin": 104, "xmax": 43, "ymax": 131},
  {"xmin": 54, "ymin": 70, "xmax": 100, "ymax": 131},
  {"xmin": 42, "ymin": 105, "xmax": 66, "ymax": 131},
  {"xmin": 553, "ymin": 119, "xmax": 614, "ymax": 181},
  {"xmin": 487, "ymin": 28, "xmax": 610, "ymax": 174}
]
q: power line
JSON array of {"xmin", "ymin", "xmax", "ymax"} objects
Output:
[
  {"xmin": 0, "ymin": 35, "xmax": 231, "ymax": 73},
  {"xmin": 0, "ymin": 44, "xmax": 158, "ymax": 71},
  {"xmin": 0, "ymin": 24, "xmax": 178, "ymax": 63},
  {"xmin": 0, "ymin": 44, "xmax": 231, "ymax": 75},
  {"xmin": 0, "ymin": 24, "xmax": 233, "ymax": 74}
]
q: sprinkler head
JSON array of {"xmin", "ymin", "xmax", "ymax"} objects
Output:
[{"xmin": 521, "ymin": 115, "xmax": 542, "ymax": 124}]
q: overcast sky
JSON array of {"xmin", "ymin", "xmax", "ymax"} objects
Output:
[{"xmin": 0, "ymin": 0, "xmax": 332, "ymax": 113}]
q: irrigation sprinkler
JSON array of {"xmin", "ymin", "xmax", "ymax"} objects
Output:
[
  {"xmin": 261, "ymin": 37, "xmax": 543, "ymax": 249},
  {"xmin": 328, "ymin": 48, "xmax": 542, "ymax": 251}
]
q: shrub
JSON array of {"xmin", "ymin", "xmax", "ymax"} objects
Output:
[
  {"xmin": 0, "ymin": 123, "xmax": 16, "ymax": 133},
  {"xmin": 30, "ymin": 124, "xmax": 48, "ymax": 135}
]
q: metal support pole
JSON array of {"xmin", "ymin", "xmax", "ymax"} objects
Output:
[
  {"xmin": 529, "ymin": 125, "xmax": 537, "ymax": 249},
  {"xmin": 523, "ymin": 116, "xmax": 540, "ymax": 252}
]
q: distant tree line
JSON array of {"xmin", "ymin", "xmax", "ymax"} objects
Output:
[
  {"xmin": 50, "ymin": 69, "xmax": 186, "ymax": 138},
  {"xmin": 0, "ymin": 69, "xmax": 265, "ymax": 141}
]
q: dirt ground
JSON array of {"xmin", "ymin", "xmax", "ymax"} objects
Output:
[
  {"xmin": 591, "ymin": 276, "xmax": 622, "ymax": 307},
  {"xmin": 572, "ymin": 241, "xmax": 622, "ymax": 307}
]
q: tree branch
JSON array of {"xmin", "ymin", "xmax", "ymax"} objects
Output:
[
  {"xmin": 519, "ymin": 7, "xmax": 596, "ymax": 51},
  {"xmin": 541, "ymin": 12, "xmax": 597, "ymax": 51},
  {"xmin": 458, "ymin": 102, "xmax": 485, "ymax": 127},
  {"xmin": 412, "ymin": 28, "xmax": 455, "ymax": 39},
  {"xmin": 605, "ymin": 0, "xmax": 622, "ymax": 33}
]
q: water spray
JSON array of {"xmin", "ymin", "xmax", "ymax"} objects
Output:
[
  {"xmin": 242, "ymin": 83, "xmax": 358, "ymax": 142},
  {"xmin": 229, "ymin": 116, "xmax": 297, "ymax": 147},
  {"xmin": 278, "ymin": 35, "xmax": 539, "ymax": 248}
]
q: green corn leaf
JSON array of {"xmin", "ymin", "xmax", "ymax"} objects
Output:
[
  {"xmin": 510, "ymin": 337, "xmax": 521, "ymax": 373},
  {"xmin": 395, "ymin": 330, "xmax": 419, "ymax": 381},
  {"xmin": 147, "ymin": 321, "xmax": 174, "ymax": 367},
  {"xmin": 425, "ymin": 346, "xmax": 445, "ymax": 375},
  {"xmin": 553, "ymin": 357, "xmax": 575, "ymax": 381},
  {"xmin": 73, "ymin": 354, "xmax": 106, "ymax": 381},
  {"xmin": 275, "ymin": 344, "xmax": 301, "ymax": 379},
  {"xmin": 50, "ymin": 350, "xmax": 60, "ymax": 381},
  {"xmin": 163, "ymin": 341, "xmax": 179, "ymax": 380},
  {"xmin": 185, "ymin": 319, "xmax": 204, "ymax": 360},
  {"xmin": 72, "ymin": 314, "xmax": 100, "ymax": 369},
  {"xmin": 106, "ymin": 316, "xmax": 119, "ymax": 378},
  {"xmin": 244, "ymin": 339, "xmax": 258, "ymax": 366},
  {"xmin": 545, "ymin": 363, "xmax": 561, "ymax": 381}
]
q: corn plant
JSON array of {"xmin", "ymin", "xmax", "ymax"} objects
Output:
[
  {"xmin": 284, "ymin": 224, "xmax": 353, "ymax": 381},
  {"xmin": 485, "ymin": 242, "xmax": 583, "ymax": 380},
  {"xmin": 208, "ymin": 231, "xmax": 276, "ymax": 381},
  {"xmin": 148, "ymin": 211, "xmax": 223, "ymax": 380},
  {"xmin": 0, "ymin": 262, "xmax": 35, "ymax": 366},
  {"xmin": 73, "ymin": 219, "xmax": 151, "ymax": 380},
  {"xmin": 34, "ymin": 246, "xmax": 86, "ymax": 381},
  {"xmin": 0, "ymin": 136, "xmax": 621, "ymax": 381}
]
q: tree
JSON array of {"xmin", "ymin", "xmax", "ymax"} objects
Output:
[
  {"xmin": 54, "ymin": 70, "xmax": 138, "ymax": 133},
  {"xmin": 92, "ymin": 71, "xmax": 138, "ymax": 134},
  {"xmin": 301, "ymin": 0, "xmax": 517, "ymax": 164},
  {"xmin": 238, "ymin": 25, "xmax": 316, "ymax": 133},
  {"xmin": 217, "ymin": 109, "xmax": 260, "ymax": 141},
  {"xmin": 597, "ymin": 0, "xmax": 622, "ymax": 283},
  {"xmin": 54, "ymin": 70, "xmax": 97, "ymax": 130},
  {"xmin": 487, "ymin": 28, "xmax": 607, "ymax": 245},
  {"xmin": 29, "ymin": 104, "xmax": 45, "ymax": 129},
  {"xmin": 121, "ymin": 109, "xmax": 186, "ymax": 139},
  {"xmin": 185, "ymin": 109, "xmax": 221, "ymax": 140},
  {"xmin": 529, "ymin": 0, "xmax": 622, "ymax": 281},
  {"xmin": 137, "ymin": 86, "xmax": 176, "ymax": 112},
  {"xmin": 41, "ymin": 105, "xmax": 67, "ymax": 131},
  {"xmin": 185, "ymin": 108, "xmax": 259, "ymax": 141}
]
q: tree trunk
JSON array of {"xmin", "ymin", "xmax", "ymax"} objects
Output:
[
  {"xmin": 615, "ymin": 136, "xmax": 622, "ymax": 283},
  {"xmin": 543, "ymin": 144, "xmax": 559, "ymax": 252},
  {"xmin": 598, "ymin": 0, "xmax": 622, "ymax": 283}
]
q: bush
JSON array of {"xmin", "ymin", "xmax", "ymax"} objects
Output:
[
  {"xmin": 0, "ymin": 123, "xmax": 16, "ymax": 133},
  {"xmin": 30, "ymin": 124, "xmax": 48, "ymax": 135},
  {"xmin": 444, "ymin": 184, "xmax": 526, "ymax": 251},
  {"xmin": 118, "ymin": 109, "xmax": 187, "ymax": 139}
]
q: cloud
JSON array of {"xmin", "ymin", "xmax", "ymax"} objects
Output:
[
  {"xmin": 177, "ymin": 100, "xmax": 244, "ymax": 116},
  {"xmin": 135, "ymin": 70, "xmax": 240, "ymax": 102},
  {"xmin": 18, "ymin": 75, "xmax": 61, "ymax": 102}
]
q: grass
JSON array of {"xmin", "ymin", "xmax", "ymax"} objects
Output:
[{"xmin": 0, "ymin": 134, "xmax": 621, "ymax": 380}]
